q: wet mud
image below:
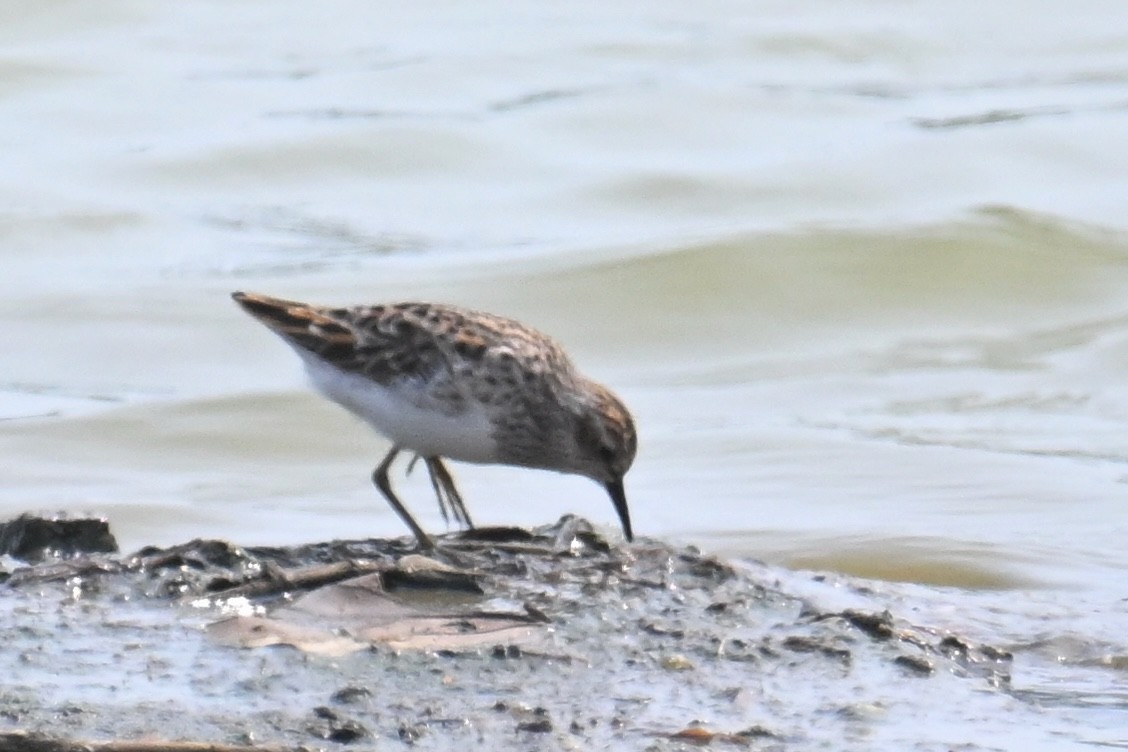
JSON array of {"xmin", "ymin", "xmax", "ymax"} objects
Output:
[{"xmin": 0, "ymin": 515, "xmax": 1014, "ymax": 751}]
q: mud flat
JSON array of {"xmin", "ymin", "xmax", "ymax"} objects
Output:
[{"xmin": 0, "ymin": 515, "xmax": 1014, "ymax": 751}]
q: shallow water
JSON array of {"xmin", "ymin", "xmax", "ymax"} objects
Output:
[{"xmin": 2, "ymin": 0, "xmax": 1128, "ymax": 745}]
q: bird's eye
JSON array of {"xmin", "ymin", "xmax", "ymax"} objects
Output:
[{"xmin": 598, "ymin": 445, "xmax": 616, "ymax": 464}]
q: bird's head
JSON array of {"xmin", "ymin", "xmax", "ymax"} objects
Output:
[{"xmin": 571, "ymin": 381, "xmax": 637, "ymax": 541}]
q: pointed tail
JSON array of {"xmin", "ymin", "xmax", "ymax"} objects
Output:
[{"xmin": 231, "ymin": 291, "xmax": 356, "ymax": 358}]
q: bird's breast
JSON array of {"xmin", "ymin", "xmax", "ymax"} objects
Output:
[{"xmin": 301, "ymin": 355, "xmax": 497, "ymax": 463}]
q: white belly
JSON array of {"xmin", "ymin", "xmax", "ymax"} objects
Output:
[{"xmin": 301, "ymin": 355, "xmax": 496, "ymax": 463}]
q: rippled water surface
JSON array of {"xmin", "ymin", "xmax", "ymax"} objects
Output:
[{"xmin": 3, "ymin": 1, "xmax": 1127, "ymax": 746}]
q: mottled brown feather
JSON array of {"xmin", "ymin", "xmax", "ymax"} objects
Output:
[{"xmin": 231, "ymin": 290, "xmax": 637, "ymax": 545}]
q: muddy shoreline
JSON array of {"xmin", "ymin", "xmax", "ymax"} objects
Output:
[{"xmin": 1, "ymin": 515, "xmax": 1013, "ymax": 751}]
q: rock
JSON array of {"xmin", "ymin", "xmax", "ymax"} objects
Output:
[{"xmin": 0, "ymin": 514, "xmax": 117, "ymax": 562}]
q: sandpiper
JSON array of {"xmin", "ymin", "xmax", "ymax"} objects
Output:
[{"xmin": 231, "ymin": 291, "xmax": 637, "ymax": 549}]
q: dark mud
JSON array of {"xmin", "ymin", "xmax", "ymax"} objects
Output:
[{"xmin": 0, "ymin": 515, "xmax": 1017, "ymax": 751}]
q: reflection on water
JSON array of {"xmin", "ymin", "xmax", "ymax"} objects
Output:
[
  {"xmin": 2, "ymin": 0, "xmax": 1128, "ymax": 743},
  {"xmin": 718, "ymin": 533, "xmax": 1047, "ymax": 590}
]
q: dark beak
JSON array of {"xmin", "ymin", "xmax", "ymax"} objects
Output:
[{"xmin": 604, "ymin": 478, "xmax": 633, "ymax": 542}]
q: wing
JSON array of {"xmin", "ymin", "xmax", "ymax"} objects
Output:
[{"xmin": 233, "ymin": 293, "xmax": 576, "ymax": 418}]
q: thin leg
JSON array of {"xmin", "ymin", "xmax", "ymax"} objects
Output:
[
  {"xmin": 424, "ymin": 457, "xmax": 475, "ymax": 530},
  {"xmin": 423, "ymin": 457, "xmax": 453, "ymax": 525},
  {"xmin": 409, "ymin": 453, "xmax": 456, "ymax": 525},
  {"xmin": 372, "ymin": 446, "xmax": 434, "ymax": 550}
]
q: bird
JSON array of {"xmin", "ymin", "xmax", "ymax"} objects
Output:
[{"xmin": 231, "ymin": 291, "xmax": 637, "ymax": 549}]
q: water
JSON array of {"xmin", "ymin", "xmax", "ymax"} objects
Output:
[{"xmin": 3, "ymin": 0, "xmax": 1128, "ymax": 745}]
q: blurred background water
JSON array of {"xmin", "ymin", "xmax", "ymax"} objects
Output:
[{"xmin": 2, "ymin": 1, "xmax": 1128, "ymax": 744}]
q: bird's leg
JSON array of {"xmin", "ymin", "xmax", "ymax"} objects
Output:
[
  {"xmin": 423, "ymin": 459, "xmax": 454, "ymax": 525},
  {"xmin": 424, "ymin": 457, "xmax": 475, "ymax": 530},
  {"xmin": 406, "ymin": 452, "xmax": 455, "ymax": 525},
  {"xmin": 372, "ymin": 446, "xmax": 434, "ymax": 550}
]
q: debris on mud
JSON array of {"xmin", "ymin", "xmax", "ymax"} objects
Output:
[
  {"xmin": 0, "ymin": 513, "xmax": 117, "ymax": 563},
  {"xmin": 0, "ymin": 513, "xmax": 1016, "ymax": 751}
]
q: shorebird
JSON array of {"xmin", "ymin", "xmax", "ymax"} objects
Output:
[{"xmin": 232, "ymin": 291, "xmax": 637, "ymax": 549}]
